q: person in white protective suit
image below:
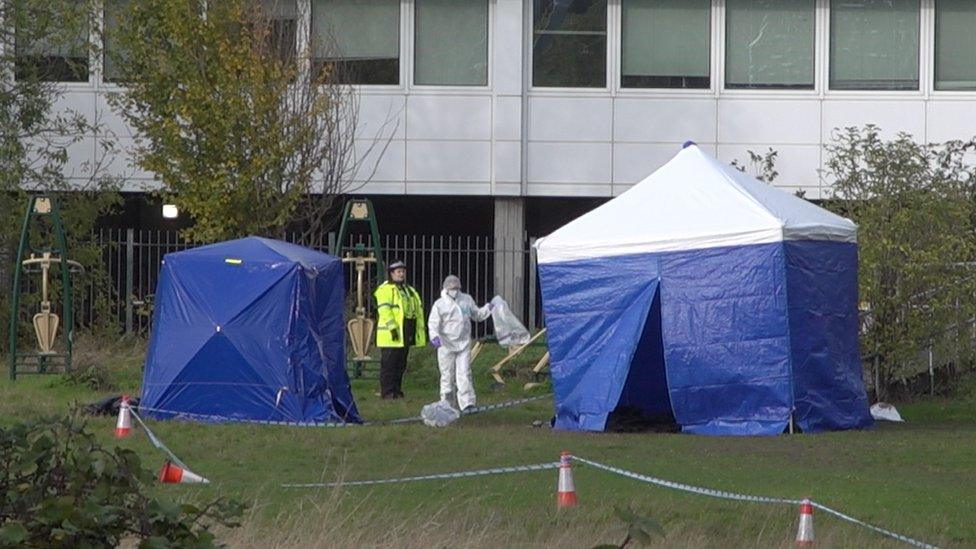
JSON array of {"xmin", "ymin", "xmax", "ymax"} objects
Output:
[{"xmin": 427, "ymin": 275, "xmax": 493, "ymax": 411}]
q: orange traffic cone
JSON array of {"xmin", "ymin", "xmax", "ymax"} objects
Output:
[
  {"xmin": 115, "ymin": 395, "xmax": 133, "ymax": 438},
  {"xmin": 795, "ymin": 498, "xmax": 814, "ymax": 547},
  {"xmin": 158, "ymin": 460, "xmax": 210, "ymax": 484},
  {"xmin": 556, "ymin": 451, "xmax": 578, "ymax": 508}
]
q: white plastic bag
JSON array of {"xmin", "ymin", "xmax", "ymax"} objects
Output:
[
  {"xmin": 870, "ymin": 402, "xmax": 905, "ymax": 422},
  {"xmin": 421, "ymin": 400, "xmax": 461, "ymax": 427},
  {"xmin": 490, "ymin": 295, "xmax": 530, "ymax": 348}
]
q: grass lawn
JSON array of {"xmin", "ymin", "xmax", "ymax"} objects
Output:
[{"xmin": 1, "ymin": 336, "xmax": 973, "ymax": 548}]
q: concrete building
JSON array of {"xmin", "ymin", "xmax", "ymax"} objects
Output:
[{"xmin": 41, "ymin": 1, "xmax": 976, "ymax": 236}]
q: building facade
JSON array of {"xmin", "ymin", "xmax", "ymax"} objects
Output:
[{"xmin": 40, "ymin": 0, "xmax": 976, "ymax": 238}]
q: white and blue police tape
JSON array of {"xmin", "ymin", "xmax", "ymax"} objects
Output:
[
  {"xmin": 129, "ymin": 408, "xmax": 193, "ymax": 471},
  {"xmin": 136, "ymin": 393, "xmax": 552, "ymax": 428},
  {"xmin": 573, "ymin": 456, "xmax": 938, "ymax": 549},
  {"xmin": 281, "ymin": 462, "xmax": 559, "ymax": 488}
]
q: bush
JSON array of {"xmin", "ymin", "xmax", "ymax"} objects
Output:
[{"xmin": 0, "ymin": 415, "xmax": 243, "ymax": 548}]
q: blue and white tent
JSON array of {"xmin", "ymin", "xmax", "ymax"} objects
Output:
[
  {"xmin": 140, "ymin": 237, "xmax": 360, "ymax": 425},
  {"xmin": 536, "ymin": 145, "xmax": 873, "ymax": 436}
]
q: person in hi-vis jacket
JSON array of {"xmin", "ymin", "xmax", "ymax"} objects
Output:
[
  {"xmin": 374, "ymin": 261, "xmax": 426, "ymax": 399},
  {"xmin": 427, "ymin": 275, "xmax": 492, "ymax": 411}
]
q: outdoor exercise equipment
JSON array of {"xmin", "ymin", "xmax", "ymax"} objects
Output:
[
  {"xmin": 486, "ymin": 328, "xmax": 549, "ymax": 387},
  {"xmin": 332, "ymin": 198, "xmax": 384, "ymax": 378},
  {"xmin": 8, "ymin": 196, "xmax": 83, "ymax": 379}
]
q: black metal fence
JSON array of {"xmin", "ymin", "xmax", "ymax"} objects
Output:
[{"xmin": 78, "ymin": 229, "xmax": 538, "ymax": 340}]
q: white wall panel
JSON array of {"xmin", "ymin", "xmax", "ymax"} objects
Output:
[
  {"xmin": 494, "ymin": 182, "xmax": 521, "ymax": 195},
  {"xmin": 493, "ymin": 95, "xmax": 522, "ymax": 141},
  {"xmin": 52, "ymin": 92, "xmax": 96, "ymax": 127},
  {"xmin": 716, "ymin": 143, "xmax": 823, "ymax": 192},
  {"xmin": 407, "ymin": 95, "xmax": 491, "ymax": 140},
  {"xmin": 100, "ymin": 136, "xmax": 152, "ymax": 180},
  {"xmin": 493, "ymin": 141, "xmax": 521, "ymax": 182},
  {"xmin": 926, "ymin": 101, "xmax": 976, "ymax": 143},
  {"xmin": 719, "ymin": 99, "xmax": 821, "ymax": 145},
  {"xmin": 527, "ymin": 183, "xmax": 611, "ymax": 196},
  {"xmin": 356, "ymin": 93, "xmax": 406, "ymax": 140},
  {"xmin": 407, "ymin": 182, "xmax": 492, "ymax": 194},
  {"xmin": 612, "ymin": 143, "xmax": 687, "ymax": 184},
  {"xmin": 614, "ymin": 98, "xmax": 716, "ymax": 143},
  {"xmin": 95, "ymin": 92, "xmax": 134, "ymax": 137},
  {"xmin": 822, "ymin": 100, "xmax": 926, "ymax": 141},
  {"xmin": 406, "ymin": 141, "xmax": 491, "ymax": 182},
  {"xmin": 528, "ymin": 97, "xmax": 612, "ymax": 142},
  {"xmin": 351, "ymin": 139, "xmax": 406, "ymax": 183},
  {"xmin": 528, "ymin": 142, "xmax": 612, "ymax": 184}
]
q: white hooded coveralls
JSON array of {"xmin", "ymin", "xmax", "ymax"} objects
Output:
[{"xmin": 427, "ymin": 289, "xmax": 491, "ymax": 410}]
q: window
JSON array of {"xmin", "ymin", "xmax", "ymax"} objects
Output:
[
  {"xmin": 533, "ymin": 0, "xmax": 607, "ymax": 88},
  {"xmin": 725, "ymin": 0, "xmax": 814, "ymax": 89},
  {"xmin": 312, "ymin": 0, "xmax": 400, "ymax": 85},
  {"xmin": 103, "ymin": 0, "xmax": 129, "ymax": 82},
  {"xmin": 829, "ymin": 0, "xmax": 919, "ymax": 91},
  {"xmin": 15, "ymin": 1, "xmax": 90, "ymax": 82},
  {"xmin": 415, "ymin": 0, "xmax": 488, "ymax": 86},
  {"xmin": 621, "ymin": 0, "xmax": 710, "ymax": 89},
  {"xmin": 263, "ymin": 0, "xmax": 298, "ymax": 67},
  {"xmin": 935, "ymin": 0, "xmax": 976, "ymax": 91}
]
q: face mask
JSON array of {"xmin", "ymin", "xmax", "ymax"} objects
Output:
[{"xmin": 447, "ymin": 289, "xmax": 459, "ymax": 298}]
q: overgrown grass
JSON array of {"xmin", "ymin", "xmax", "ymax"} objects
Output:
[{"xmin": 1, "ymin": 337, "xmax": 973, "ymax": 547}]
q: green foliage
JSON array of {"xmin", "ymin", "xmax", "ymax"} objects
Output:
[
  {"xmin": 0, "ymin": 1, "xmax": 122, "ymax": 354},
  {"xmin": 825, "ymin": 126, "xmax": 976, "ymax": 397},
  {"xmin": 730, "ymin": 147, "xmax": 779, "ymax": 184},
  {"xmin": 0, "ymin": 415, "xmax": 243, "ymax": 548},
  {"xmin": 108, "ymin": 0, "xmax": 359, "ymax": 242},
  {"xmin": 593, "ymin": 505, "xmax": 665, "ymax": 548}
]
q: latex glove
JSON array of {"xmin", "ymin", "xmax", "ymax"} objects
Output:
[
  {"xmin": 431, "ymin": 336, "xmax": 442, "ymax": 348},
  {"xmin": 390, "ymin": 328, "xmax": 400, "ymax": 342}
]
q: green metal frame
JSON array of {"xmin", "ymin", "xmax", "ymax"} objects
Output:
[
  {"xmin": 332, "ymin": 198, "xmax": 385, "ymax": 379},
  {"xmin": 332, "ymin": 198, "xmax": 385, "ymax": 284},
  {"xmin": 8, "ymin": 196, "xmax": 74, "ymax": 380}
]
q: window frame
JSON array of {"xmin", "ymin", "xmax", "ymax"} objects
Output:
[
  {"xmin": 528, "ymin": 0, "xmax": 612, "ymax": 92},
  {"xmin": 931, "ymin": 0, "xmax": 976, "ymax": 94},
  {"xmin": 722, "ymin": 0, "xmax": 818, "ymax": 92},
  {"xmin": 12, "ymin": 0, "xmax": 96, "ymax": 87},
  {"xmin": 824, "ymin": 0, "xmax": 924, "ymax": 94},
  {"xmin": 410, "ymin": 0, "xmax": 492, "ymax": 90},
  {"xmin": 617, "ymin": 0, "xmax": 714, "ymax": 92},
  {"xmin": 309, "ymin": 0, "xmax": 406, "ymax": 89}
]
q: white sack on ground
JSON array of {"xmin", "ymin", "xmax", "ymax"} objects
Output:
[
  {"xmin": 870, "ymin": 402, "xmax": 905, "ymax": 422},
  {"xmin": 490, "ymin": 295, "xmax": 530, "ymax": 348},
  {"xmin": 421, "ymin": 400, "xmax": 461, "ymax": 427}
]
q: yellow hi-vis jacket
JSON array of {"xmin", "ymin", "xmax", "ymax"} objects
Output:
[{"xmin": 374, "ymin": 281, "xmax": 427, "ymax": 348}]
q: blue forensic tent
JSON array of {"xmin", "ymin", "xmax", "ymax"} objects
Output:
[
  {"xmin": 140, "ymin": 237, "xmax": 360, "ymax": 424},
  {"xmin": 536, "ymin": 145, "xmax": 873, "ymax": 436}
]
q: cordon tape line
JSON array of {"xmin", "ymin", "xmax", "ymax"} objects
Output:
[
  {"xmin": 278, "ymin": 453, "xmax": 938, "ymax": 549},
  {"xmin": 281, "ymin": 462, "xmax": 560, "ymax": 488},
  {"xmin": 129, "ymin": 409, "xmax": 192, "ymax": 471},
  {"xmin": 573, "ymin": 457, "xmax": 939, "ymax": 549},
  {"xmin": 135, "ymin": 394, "xmax": 552, "ymax": 428},
  {"xmin": 810, "ymin": 502, "xmax": 938, "ymax": 549},
  {"xmin": 130, "ymin": 403, "xmax": 937, "ymax": 548}
]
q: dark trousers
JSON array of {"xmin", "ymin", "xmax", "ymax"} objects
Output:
[{"xmin": 380, "ymin": 319, "xmax": 416, "ymax": 398}]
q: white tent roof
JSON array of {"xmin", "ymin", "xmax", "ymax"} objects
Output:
[{"xmin": 536, "ymin": 145, "xmax": 856, "ymax": 265}]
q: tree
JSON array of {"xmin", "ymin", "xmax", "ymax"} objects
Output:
[
  {"xmin": 824, "ymin": 126, "xmax": 976, "ymax": 398},
  {"xmin": 108, "ymin": 0, "xmax": 393, "ymax": 243},
  {"xmin": 0, "ymin": 0, "xmax": 122, "ymax": 354}
]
